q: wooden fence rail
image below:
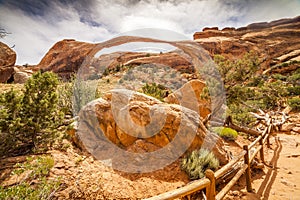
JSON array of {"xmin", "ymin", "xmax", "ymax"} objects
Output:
[{"xmin": 144, "ymin": 117, "xmax": 275, "ymax": 200}]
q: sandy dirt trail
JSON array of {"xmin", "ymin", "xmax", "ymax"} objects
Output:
[
  {"xmin": 226, "ymin": 133, "xmax": 300, "ymax": 200},
  {"xmin": 256, "ymin": 133, "xmax": 300, "ymax": 200}
]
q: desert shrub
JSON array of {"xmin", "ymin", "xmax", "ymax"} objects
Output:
[
  {"xmin": 0, "ymin": 155, "xmax": 61, "ymax": 200},
  {"xmin": 0, "ymin": 71, "xmax": 64, "ymax": 157},
  {"xmin": 141, "ymin": 83, "xmax": 169, "ymax": 101},
  {"xmin": 287, "ymin": 86, "xmax": 300, "ymax": 96},
  {"xmin": 57, "ymin": 81, "xmax": 74, "ymax": 115},
  {"xmin": 258, "ymin": 80, "xmax": 288, "ymax": 109},
  {"xmin": 247, "ymin": 76, "xmax": 264, "ymax": 87},
  {"xmin": 212, "ymin": 127, "xmax": 238, "ymax": 141},
  {"xmin": 72, "ymin": 78, "xmax": 97, "ymax": 115},
  {"xmin": 0, "ymin": 179, "xmax": 60, "ymax": 200},
  {"xmin": 227, "ymin": 104, "xmax": 256, "ymax": 126},
  {"xmin": 288, "ymin": 97, "xmax": 300, "ymax": 111},
  {"xmin": 287, "ymin": 73, "xmax": 300, "ymax": 85},
  {"xmin": 12, "ymin": 155, "xmax": 54, "ymax": 179},
  {"xmin": 272, "ymin": 73, "xmax": 287, "ymax": 81},
  {"xmin": 181, "ymin": 149, "xmax": 219, "ymax": 180}
]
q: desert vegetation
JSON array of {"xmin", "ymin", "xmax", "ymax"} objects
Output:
[
  {"xmin": 181, "ymin": 149, "xmax": 220, "ymax": 180},
  {"xmin": 0, "ymin": 14, "xmax": 300, "ymax": 199},
  {"xmin": 211, "ymin": 52, "xmax": 300, "ymax": 127},
  {"xmin": 0, "ymin": 155, "xmax": 61, "ymax": 200},
  {"xmin": 0, "ymin": 72, "xmax": 68, "ymax": 157}
]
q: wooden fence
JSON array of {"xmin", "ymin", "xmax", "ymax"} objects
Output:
[{"xmin": 144, "ymin": 115, "xmax": 276, "ymax": 200}]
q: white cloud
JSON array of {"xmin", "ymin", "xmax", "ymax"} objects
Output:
[
  {"xmin": 0, "ymin": 5, "xmax": 112, "ymax": 64},
  {"xmin": 0, "ymin": 0, "xmax": 299, "ymax": 65}
]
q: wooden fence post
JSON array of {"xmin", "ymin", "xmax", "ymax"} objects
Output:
[
  {"xmin": 266, "ymin": 125, "xmax": 271, "ymax": 148},
  {"xmin": 259, "ymin": 136, "xmax": 265, "ymax": 162},
  {"xmin": 243, "ymin": 145, "xmax": 252, "ymax": 192},
  {"xmin": 205, "ymin": 169, "xmax": 216, "ymax": 200}
]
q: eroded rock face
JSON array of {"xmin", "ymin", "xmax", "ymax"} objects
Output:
[
  {"xmin": 0, "ymin": 42, "xmax": 16, "ymax": 83},
  {"xmin": 165, "ymin": 80, "xmax": 211, "ymax": 119},
  {"xmin": 0, "ymin": 67, "xmax": 14, "ymax": 83},
  {"xmin": 118, "ymin": 52, "xmax": 195, "ymax": 74},
  {"xmin": 194, "ymin": 16, "xmax": 300, "ymax": 70},
  {"xmin": 0, "ymin": 42, "xmax": 16, "ymax": 68},
  {"xmin": 37, "ymin": 39, "xmax": 97, "ymax": 79},
  {"xmin": 75, "ymin": 89, "xmax": 227, "ymax": 173},
  {"xmin": 13, "ymin": 68, "xmax": 33, "ymax": 84}
]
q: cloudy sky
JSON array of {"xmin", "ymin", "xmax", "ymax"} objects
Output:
[{"xmin": 0, "ymin": 0, "xmax": 300, "ymax": 65}]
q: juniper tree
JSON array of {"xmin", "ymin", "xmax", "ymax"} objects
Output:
[{"xmin": 0, "ymin": 72, "xmax": 64, "ymax": 156}]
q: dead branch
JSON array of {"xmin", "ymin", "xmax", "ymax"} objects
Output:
[{"xmin": 224, "ymin": 116, "xmax": 260, "ymax": 136}]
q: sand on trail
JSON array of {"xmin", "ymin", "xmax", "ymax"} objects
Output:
[{"xmin": 224, "ymin": 133, "xmax": 300, "ymax": 200}]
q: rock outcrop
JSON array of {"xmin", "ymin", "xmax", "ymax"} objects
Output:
[
  {"xmin": 98, "ymin": 51, "xmax": 195, "ymax": 74},
  {"xmin": 0, "ymin": 42, "xmax": 16, "ymax": 83},
  {"xmin": 194, "ymin": 16, "xmax": 300, "ymax": 71},
  {"xmin": 37, "ymin": 39, "xmax": 97, "ymax": 79},
  {"xmin": 165, "ymin": 80, "xmax": 211, "ymax": 119},
  {"xmin": 13, "ymin": 67, "xmax": 34, "ymax": 84},
  {"xmin": 74, "ymin": 89, "xmax": 227, "ymax": 172},
  {"xmin": 37, "ymin": 38, "xmax": 198, "ymax": 79}
]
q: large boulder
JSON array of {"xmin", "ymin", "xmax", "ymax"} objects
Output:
[
  {"xmin": 0, "ymin": 67, "xmax": 14, "ymax": 83},
  {"xmin": 0, "ymin": 42, "xmax": 16, "ymax": 68},
  {"xmin": 0, "ymin": 42, "xmax": 16, "ymax": 83},
  {"xmin": 13, "ymin": 68, "xmax": 33, "ymax": 84},
  {"xmin": 74, "ymin": 89, "xmax": 228, "ymax": 172},
  {"xmin": 165, "ymin": 80, "xmax": 211, "ymax": 119}
]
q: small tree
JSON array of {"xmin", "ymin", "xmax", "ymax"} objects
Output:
[
  {"xmin": 21, "ymin": 71, "xmax": 64, "ymax": 148},
  {"xmin": 141, "ymin": 83, "xmax": 169, "ymax": 101},
  {"xmin": 0, "ymin": 72, "xmax": 64, "ymax": 156}
]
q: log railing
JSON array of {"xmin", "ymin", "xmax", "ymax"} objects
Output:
[{"xmin": 144, "ymin": 114, "xmax": 279, "ymax": 200}]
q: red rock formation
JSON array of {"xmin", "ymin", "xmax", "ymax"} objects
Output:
[
  {"xmin": 221, "ymin": 27, "xmax": 236, "ymax": 31},
  {"xmin": 37, "ymin": 39, "xmax": 195, "ymax": 79},
  {"xmin": 194, "ymin": 16, "xmax": 300, "ymax": 71},
  {"xmin": 0, "ymin": 67, "xmax": 14, "ymax": 83},
  {"xmin": 119, "ymin": 52, "xmax": 195, "ymax": 74},
  {"xmin": 165, "ymin": 80, "xmax": 211, "ymax": 119},
  {"xmin": 203, "ymin": 27, "xmax": 219, "ymax": 31},
  {"xmin": 37, "ymin": 39, "xmax": 97, "ymax": 79},
  {"xmin": 0, "ymin": 42, "xmax": 16, "ymax": 83},
  {"xmin": 74, "ymin": 89, "xmax": 228, "ymax": 168}
]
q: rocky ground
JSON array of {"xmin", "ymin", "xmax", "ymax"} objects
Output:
[
  {"xmin": 0, "ymin": 139, "xmax": 190, "ymax": 199},
  {"xmin": 1, "ymin": 113, "xmax": 299, "ymax": 199}
]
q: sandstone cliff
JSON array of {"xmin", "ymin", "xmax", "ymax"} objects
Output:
[
  {"xmin": 194, "ymin": 16, "xmax": 300, "ymax": 71},
  {"xmin": 37, "ymin": 39, "xmax": 97, "ymax": 79}
]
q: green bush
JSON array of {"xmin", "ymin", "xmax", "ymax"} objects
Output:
[
  {"xmin": 212, "ymin": 127, "xmax": 238, "ymax": 141},
  {"xmin": 227, "ymin": 104, "xmax": 256, "ymax": 126},
  {"xmin": 0, "ymin": 155, "xmax": 61, "ymax": 200},
  {"xmin": 272, "ymin": 73, "xmax": 287, "ymax": 81},
  {"xmin": 258, "ymin": 80, "xmax": 288, "ymax": 109},
  {"xmin": 288, "ymin": 97, "xmax": 300, "ymax": 111},
  {"xmin": 181, "ymin": 149, "xmax": 219, "ymax": 180},
  {"xmin": 287, "ymin": 86, "xmax": 300, "ymax": 96},
  {"xmin": 57, "ymin": 81, "xmax": 74, "ymax": 115},
  {"xmin": 141, "ymin": 83, "xmax": 169, "ymax": 101},
  {"xmin": 0, "ymin": 179, "xmax": 60, "ymax": 200},
  {"xmin": 287, "ymin": 73, "xmax": 300, "ymax": 85},
  {"xmin": 12, "ymin": 156, "xmax": 54, "ymax": 179},
  {"xmin": 0, "ymin": 71, "xmax": 64, "ymax": 157},
  {"xmin": 72, "ymin": 78, "xmax": 97, "ymax": 116}
]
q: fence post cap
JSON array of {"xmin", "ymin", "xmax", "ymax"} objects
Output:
[{"xmin": 205, "ymin": 169, "xmax": 215, "ymax": 178}]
